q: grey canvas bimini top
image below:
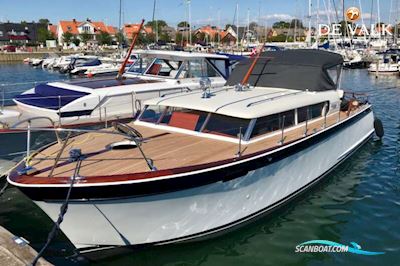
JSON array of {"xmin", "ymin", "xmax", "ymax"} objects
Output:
[{"xmin": 226, "ymin": 49, "xmax": 344, "ymax": 91}]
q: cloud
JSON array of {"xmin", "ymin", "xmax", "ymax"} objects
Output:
[{"xmin": 260, "ymin": 14, "xmax": 295, "ymax": 21}]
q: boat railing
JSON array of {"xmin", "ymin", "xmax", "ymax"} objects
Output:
[{"xmin": 10, "ymin": 122, "xmax": 157, "ymax": 175}]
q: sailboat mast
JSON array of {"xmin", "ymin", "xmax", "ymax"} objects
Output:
[
  {"xmin": 247, "ymin": 8, "xmax": 250, "ymax": 46},
  {"xmin": 152, "ymin": 0, "xmax": 158, "ymax": 43},
  {"xmin": 236, "ymin": 3, "xmax": 239, "ymax": 49},
  {"xmin": 308, "ymin": 0, "xmax": 312, "ymax": 46},
  {"xmin": 188, "ymin": 0, "xmax": 192, "ymax": 45}
]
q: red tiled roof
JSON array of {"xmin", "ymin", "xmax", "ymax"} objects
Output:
[
  {"xmin": 59, "ymin": 20, "xmax": 117, "ymax": 35},
  {"xmin": 48, "ymin": 25, "xmax": 57, "ymax": 36},
  {"xmin": 91, "ymin": 21, "xmax": 108, "ymax": 33},
  {"xmin": 123, "ymin": 24, "xmax": 153, "ymax": 38},
  {"xmin": 107, "ymin": 26, "xmax": 118, "ymax": 35},
  {"xmin": 196, "ymin": 25, "xmax": 220, "ymax": 37},
  {"xmin": 59, "ymin": 20, "xmax": 80, "ymax": 34}
]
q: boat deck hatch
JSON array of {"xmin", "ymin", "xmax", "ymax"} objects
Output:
[{"xmin": 107, "ymin": 140, "xmax": 138, "ymax": 150}]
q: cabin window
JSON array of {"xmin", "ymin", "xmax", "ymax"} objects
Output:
[
  {"xmin": 327, "ymin": 65, "xmax": 341, "ymax": 86},
  {"xmin": 127, "ymin": 57, "xmax": 152, "ymax": 74},
  {"xmin": 184, "ymin": 59, "xmax": 222, "ymax": 78},
  {"xmin": 203, "ymin": 114, "xmax": 250, "ymax": 138},
  {"xmin": 145, "ymin": 58, "xmax": 182, "ymax": 77},
  {"xmin": 297, "ymin": 102, "xmax": 326, "ymax": 123},
  {"xmin": 139, "ymin": 105, "xmax": 168, "ymax": 123},
  {"xmin": 160, "ymin": 107, "xmax": 208, "ymax": 131},
  {"xmin": 207, "ymin": 59, "xmax": 226, "ymax": 77},
  {"xmin": 250, "ymin": 110, "xmax": 295, "ymax": 138}
]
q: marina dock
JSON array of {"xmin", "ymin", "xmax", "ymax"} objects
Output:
[{"xmin": 0, "ymin": 225, "xmax": 52, "ymax": 266}]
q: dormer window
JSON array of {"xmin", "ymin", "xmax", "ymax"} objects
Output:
[{"xmin": 67, "ymin": 26, "xmax": 72, "ymax": 31}]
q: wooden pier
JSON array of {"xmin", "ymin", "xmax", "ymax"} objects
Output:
[{"xmin": 0, "ymin": 226, "xmax": 52, "ymax": 265}]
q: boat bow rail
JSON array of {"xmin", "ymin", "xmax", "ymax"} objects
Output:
[{"xmin": 9, "ymin": 122, "xmax": 157, "ymax": 177}]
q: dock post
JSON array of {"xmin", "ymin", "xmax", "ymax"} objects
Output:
[{"xmin": 375, "ymin": 60, "xmax": 379, "ymax": 79}]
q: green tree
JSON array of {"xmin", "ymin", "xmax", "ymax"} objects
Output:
[
  {"xmin": 273, "ymin": 21, "xmax": 290, "ymax": 29},
  {"xmin": 159, "ymin": 33, "xmax": 171, "ymax": 42},
  {"xmin": 136, "ymin": 32, "xmax": 153, "ymax": 45},
  {"xmin": 177, "ymin": 21, "xmax": 190, "ymax": 28},
  {"xmin": 146, "ymin": 20, "xmax": 168, "ymax": 28},
  {"xmin": 38, "ymin": 18, "xmax": 50, "ymax": 25},
  {"xmin": 72, "ymin": 37, "xmax": 81, "ymax": 46},
  {"xmin": 146, "ymin": 20, "xmax": 168, "ymax": 36},
  {"xmin": 79, "ymin": 32, "xmax": 91, "ymax": 45},
  {"xmin": 225, "ymin": 24, "xmax": 234, "ymax": 30},
  {"xmin": 290, "ymin": 19, "xmax": 304, "ymax": 29},
  {"xmin": 249, "ymin": 22, "xmax": 258, "ymax": 31},
  {"xmin": 37, "ymin": 28, "xmax": 55, "ymax": 44},
  {"xmin": 338, "ymin": 21, "xmax": 354, "ymax": 36},
  {"xmin": 98, "ymin": 31, "xmax": 112, "ymax": 45},
  {"xmin": 270, "ymin": 34, "xmax": 287, "ymax": 42},
  {"xmin": 175, "ymin": 32, "xmax": 183, "ymax": 43},
  {"xmin": 115, "ymin": 31, "xmax": 125, "ymax": 45},
  {"xmin": 62, "ymin": 32, "xmax": 74, "ymax": 45}
]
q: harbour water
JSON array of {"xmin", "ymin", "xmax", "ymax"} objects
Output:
[{"xmin": 0, "ymin": 63, "xmax": 399, "ymax": 265}]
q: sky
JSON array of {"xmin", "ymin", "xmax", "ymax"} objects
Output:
[{"xmin": 0, "ymin": 0, "xmax": 396, "ymax": 28}]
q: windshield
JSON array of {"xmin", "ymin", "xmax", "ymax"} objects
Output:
[
  {"xmin": 139, "ymin": 105, "xmax": 250, "ymax": 139},
  {"xmin": 127, "ymin": 57, "xmax": 153, "ymax": 74},
  {"xmin": 144, "ymin": 58, "xmax": 183, "ymax": 78}
]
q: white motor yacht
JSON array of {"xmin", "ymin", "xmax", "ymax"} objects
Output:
[{"xmin": 7, "ymin": 50, "xmax": 382, "ymax": 252}]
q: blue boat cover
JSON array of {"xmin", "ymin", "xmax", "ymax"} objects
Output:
[{"xmin": 14, "ymin": 84, "xmax": 89, "ymax": 110}]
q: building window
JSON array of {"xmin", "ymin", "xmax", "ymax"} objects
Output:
[{"xmin": 0, "ymin": 31, "xmax": 3, "ymax": 37}]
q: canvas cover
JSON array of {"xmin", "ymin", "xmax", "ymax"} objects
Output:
[{"xmin": 226, "ymin": 49, "xmax": 343, "ymax": 91}]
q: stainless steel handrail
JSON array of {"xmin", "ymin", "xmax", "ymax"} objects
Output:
[
  {"xmin": 11, "ymin": 124, "xmax": 157, "ymax": 173},
  {"xmin": 246, "ymin": 91, "xmax": 303, "ymax": 108}
]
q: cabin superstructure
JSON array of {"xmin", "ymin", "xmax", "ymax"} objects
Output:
[{"xmin": 137, "ymin": 49, "xmax": 345, "ymax": 143}]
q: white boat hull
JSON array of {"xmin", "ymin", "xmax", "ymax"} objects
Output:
[{"xmin": 33, "ymin": 110, "xmax": 375, "ymax": 250}]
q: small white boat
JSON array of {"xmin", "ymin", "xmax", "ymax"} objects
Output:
[
  {"xmin": 368, "ymin": 52, "xmax": 400, "ymax": 74},
  {"xmin": 30, "ymin": 58, "xmax": 43, "ymax": 67}
]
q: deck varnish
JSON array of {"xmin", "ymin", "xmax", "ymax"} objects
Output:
[{"xmin": 29, "ymin": 110, "xmax": 356, "ymax": 178}]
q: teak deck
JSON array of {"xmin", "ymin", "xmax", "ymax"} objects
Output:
[{"xmin": 28, "ymin": 110, "xmax": 358, "ymax": 178}]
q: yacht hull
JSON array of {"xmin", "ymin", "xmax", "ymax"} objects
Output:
[{"xmin": 30, "ymin": 109, "xmax": 375, "ymax": 250}]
